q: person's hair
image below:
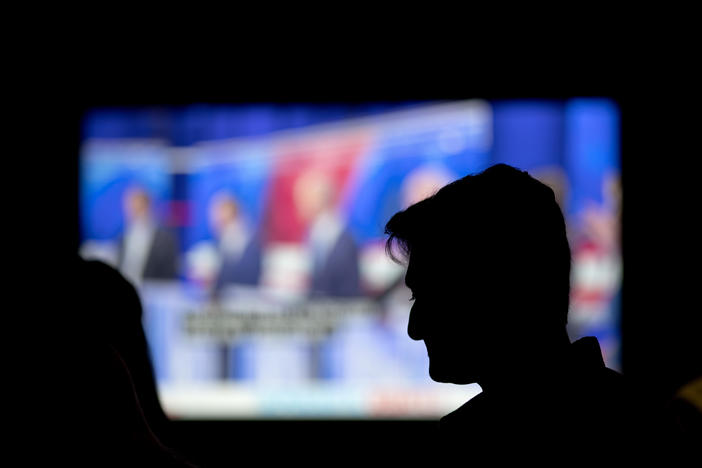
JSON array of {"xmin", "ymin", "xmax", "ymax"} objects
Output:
[{"xmin": 385, "ymin": 163, "xmax": 571, "ymax": 326}]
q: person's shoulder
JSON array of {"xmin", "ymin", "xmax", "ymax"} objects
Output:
[
  {"xmin": 601, "ymin": 365, "xmax": 626, "ymax": 387},
  {"xmin": 570, "ymin": 337, "xmax": 627, "ymax": 394},
  {"xmin": 80, "ymin": 258, "xmax": 128, "ymax": 286},
  {"xmin": 439, "ymin": 392, "xmax": 488, "ymax": 429}
]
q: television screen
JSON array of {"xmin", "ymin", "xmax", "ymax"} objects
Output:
[{"xmin": 79, "ymin": 99, "xmax": 621, "ymax": 419}]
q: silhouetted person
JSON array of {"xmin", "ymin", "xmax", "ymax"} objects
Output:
[
  {"xmin": 75, "ymin": 256, "xmax": 196, "ymax": 466},
  {"xmin": 384, "ymin": 164, "xmax": 663, "ymax": 461}
]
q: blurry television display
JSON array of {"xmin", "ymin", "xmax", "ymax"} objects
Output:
[{"xmin": 79, "ymin": 99, "xmax": 621, "ymax": 419}]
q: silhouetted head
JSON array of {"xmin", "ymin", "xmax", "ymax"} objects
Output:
[{"xmin": 385, "ymin": 164, "xmax": 571, "ymax": 385}]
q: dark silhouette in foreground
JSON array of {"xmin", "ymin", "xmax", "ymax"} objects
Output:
[
  {"xmin": 385, "ymin": 164, "xmax": 670, "ymax": 461},
  {"xmin": 75, "ymin": 257, "xmax": 196, "ymax": 466}
]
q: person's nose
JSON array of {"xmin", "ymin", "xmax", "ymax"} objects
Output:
[{"xmin": 407, "ymin": 302, "xmax": 424, "ymax": 341}]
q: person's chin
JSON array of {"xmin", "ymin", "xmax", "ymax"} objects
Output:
[
  {"xmin": 430, "ymin": 375, "xmax": 455, "ymax": 383},
  {"xmin": 429, "ymin": 364, "xmax": 468, "ymax": 384}
]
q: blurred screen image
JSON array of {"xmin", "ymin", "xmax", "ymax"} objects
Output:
[{"xmin": 79, "ymin": 99, "xmax": 621, "ymax": 419}]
